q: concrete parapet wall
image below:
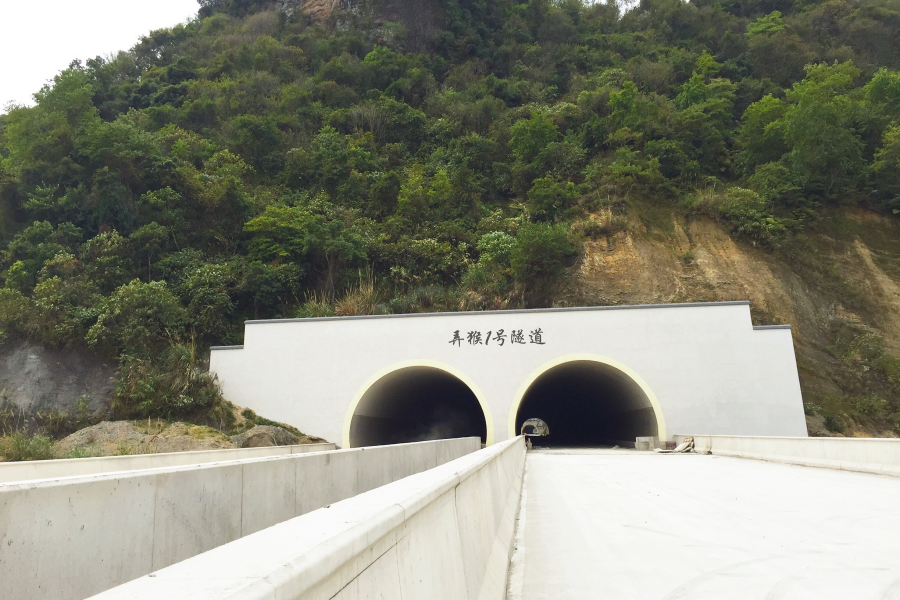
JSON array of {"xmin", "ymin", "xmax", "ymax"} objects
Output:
[
  {"xmin": 675, "ymin": 434, "xmax": 900, "ymax": 477},
  {"xmin": 0, "ymin": 442, "xmax": 336, "ymax": 484},
  {"xmin": 91, "ymin": 436, "xmax": 527, "ymax": 600},
  {"xmin": 0, "ymin": 437, "xmax": 479, "ymax": 600}
]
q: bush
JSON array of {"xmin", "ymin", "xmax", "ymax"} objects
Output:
[
  {"xmin": 234, "ymin": 407, "xmax": 304, "ymax": 438},
  {"xmin": 297, "ymin": 293, "xmax": 336, "ymax": 318},
  {"xmin": 334, "ymin": 270, "xmax": 380, "ymax": 316},
  {"xmin": 37, "ymin": 409, "xmax": 76, "ymax": 439},
  {"xmin": 0, "ymin": 432, "xmax": 55, "ymax": 461},
  {"xmin": 690, "ymin": 187, "xmax": 787, "ymax": 247},
  {"xmin": 462, "ymin": 232, "xmax": 517, "ymax": 303},
  {"xmin": 575, "ymin": 210, "xmax": 629, "ymax": 238},
  {"xmin": 113, "ymin": 342, "xmax": 223, "ymax": 419},
  {"xmin": 824, "ymin": 413, "xmax": 847, "ymax": 434}
]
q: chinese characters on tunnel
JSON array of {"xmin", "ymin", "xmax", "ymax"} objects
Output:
[{"xmin": 449, "ymin": 328, "xmax": 546, "ymax": 347}]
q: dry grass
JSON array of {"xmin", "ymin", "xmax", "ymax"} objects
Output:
[{"xmin": 335, "ymin": 269, "xmax": 380, "ymax": 316}]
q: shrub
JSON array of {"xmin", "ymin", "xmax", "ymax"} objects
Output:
[
  {"xmin": 297, "ymin": 292, "xmax": 336, "ymax": 318},
  {"xmin": 690, "ymin": 187, "xmax": 787, "ymax": 247},
  {"xmin": 0, "ymin": 432, "xmax": 55, "ymax": 461},
  {"xmin": 37, "ymin": 409, "xmax": 75, "ymax": 439},
  {"xmin": 577, "ymin": 210, "xmax": 629, "ymax": 238},
  {"xmin": 235, "ymin": 407, "xmax": 304, "ymax": 437},
  {"xmin": 113, "ymin": 342, "xmax": 223, "ymax": 419},
  {"xmin": 334, "ymin": 270, "xmax": 380, "ymax": 316}
]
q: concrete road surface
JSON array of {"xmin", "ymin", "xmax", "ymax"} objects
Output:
[{"xmin": 507, "ymin": 448, "xmax": 900, "ymax": 600}]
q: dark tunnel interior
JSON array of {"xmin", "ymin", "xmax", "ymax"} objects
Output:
[
  {"xmin": 349, "ymin": 366, "xmax": 487, "ymax": 447},
  {"xmin": 515, "ymin": 361, "xmax": 658, "ymax": 447}
]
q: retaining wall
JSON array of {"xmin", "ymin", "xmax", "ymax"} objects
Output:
[
  {"xmin": 0, "ymin": 437, "xmax": 479, "ymax": 600},
  {"xmin": 675, "ymin": 434, "xmax": 900, "ymax": 477},
  {"xmin": 0, "ymin": 442, "xmax": 335, "ymax": 484},
  {"xmin": 91, "ymin": 436, "xmax": 527, "ymax": 600}
]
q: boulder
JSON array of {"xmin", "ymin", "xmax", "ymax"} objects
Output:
[{"xmin": 230, "ymin": 425, "xmax": 300, "ymax": 448}]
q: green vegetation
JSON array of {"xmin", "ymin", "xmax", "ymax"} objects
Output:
[
  {"xmin": 0, "ymin": 432, "xmax": 55, "ymax": 461},
  {"xmin": 1, "ymin": 0, "xmax": 900, "ymax": 428}
]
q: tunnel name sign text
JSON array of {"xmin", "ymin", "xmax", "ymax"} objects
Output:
[{"xmin": 448, "ymin": 328, "xmax": 546, "ymax": 347}]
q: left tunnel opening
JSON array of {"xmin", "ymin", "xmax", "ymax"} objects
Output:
[{"xmin": 349, "ymin": 366, "xmax": 487, "ymax": 447}]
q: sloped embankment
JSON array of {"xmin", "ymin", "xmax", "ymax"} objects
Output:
[{"xmin": 52, "ymin": 420, "xmax": 327, "ymax": 457}]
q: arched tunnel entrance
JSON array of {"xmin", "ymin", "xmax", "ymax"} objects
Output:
[
  {"xmin": 349, "ymin": 366, "xmax": 488, "ymax": 447},
  {"xmin": 514, "ymin": 360, "xmax": 660, "ymax": 447}
]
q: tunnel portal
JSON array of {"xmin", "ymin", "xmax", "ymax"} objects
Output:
[
  {"xmin": 349, "ymin": 366, "xmax": 487, "ymax": 447},
  {"xmin": 514, "ymin": 360, "xmax": 658, "ymax": 447}
]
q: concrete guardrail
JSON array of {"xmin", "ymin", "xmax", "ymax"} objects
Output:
[
  {"xmin": 0, "ymin": 437, "xmax": 480, "ymax": 600},
  {"xmin": 91, "ymin": 436, "xmax": 526, "ymax": 600},
  {"xmin": 675, "ymin": 434, "xmax": 900, "ymax": 478},
  {"xmin": 0, "ymin": 442, "xmax": 336, "ymax": 484}
]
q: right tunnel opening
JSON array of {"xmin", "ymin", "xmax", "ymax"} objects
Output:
[{"xmin": 515, "ymin": 360, "xmax": 659, "ymax": 447}]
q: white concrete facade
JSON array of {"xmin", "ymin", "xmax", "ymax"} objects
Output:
[{"xmin": 211, "ymin": 301, "xmax": 806, "ymax": 446}]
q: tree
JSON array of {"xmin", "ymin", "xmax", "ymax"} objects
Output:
[
  {"xmin": 509, "ymin": 222, "xmax": 574, "ymax": 308},
  {"xmin": 746, "ymin": 11, "xmax": 785, "ymax": 38},
  {"xmin": 3, "ymin": 221, "xmax": 82, "ymax": 291},
  {"xmin": 527, "ymin": 175, "xmax": 578, "ymax": 222},
  {"xmin": 180, "ymin": 264, "xmax": 234, "ymax": 342},
  {"xmin": 781, "ymin": 62, "xmax": 864, "ymax": 196},
  {"xmin": 871, "ymin": 125, "xmax": 900, "ymax": 212},
  {"xmin": 86, "ymin": 280, "xmax": 187, "ymax": 358},
  {"xmin": 244, "ymin": 204, "xmax": 367, "ymax": 294},
  {"xmin": 737, "ymin": 94, "xmax": 788, "ymax": 175},
  {"xmin": 510, "ymin": 113, "xmax": 559, "ymax": 167}
]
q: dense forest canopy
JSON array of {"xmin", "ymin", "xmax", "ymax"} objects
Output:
[{"xmin": 1, "ymin": 0, "xmax": 899, "ymax": 419}]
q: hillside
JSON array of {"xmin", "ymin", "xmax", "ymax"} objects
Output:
[{"xmin": 0, "ymin": 0, "xmax": 899, "ymax": 438}]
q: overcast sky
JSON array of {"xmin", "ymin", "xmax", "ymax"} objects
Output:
[{"xmin": 1, "ymin": 0, "xmax": 199, "ymax": 109}]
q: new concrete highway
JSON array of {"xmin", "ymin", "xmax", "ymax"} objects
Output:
[{"xmin": 507, "ymin": 448, "xmax": 900, "ymax": 600}]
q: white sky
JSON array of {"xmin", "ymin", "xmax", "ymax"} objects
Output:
[{"xmin": 1, "ymin": 0, "xmax": 199, "ymax": 109}]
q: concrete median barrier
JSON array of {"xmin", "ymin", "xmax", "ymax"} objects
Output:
[
  {"xmin": 0, "ymin": 437, "xmax": 479, "ymax": 600},
  {"xmin": 675, "ymin": 434, "xmax": 900, "ymax": 477},
  {"xmin": 90, "ymin": 436, "xmax": 526, "ymax": 600},
  {"xmin": 0, "ymin": 442, "xmax": 336, "ymax": 484}
]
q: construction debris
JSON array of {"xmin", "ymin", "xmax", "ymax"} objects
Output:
[{"xmin": 654, "ymin": 437, "xmax": 694, "ymax": 453}]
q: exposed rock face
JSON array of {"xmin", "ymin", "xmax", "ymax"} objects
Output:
[
  {"xmin": 283, "ymin": 0, "xmax": 344, "ymax": 21},
  {"xmin": 0, "ymin": 341, "xmax": 115, "ymax": 430},
  {"xmin": 288, "ymin": 0, "xmax": 441, "ymax": 51}
]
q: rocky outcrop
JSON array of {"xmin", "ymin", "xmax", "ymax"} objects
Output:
[
  {"xmin": 230, "ymin": 424, "xmax": 326, "ymax": 447},
  {"xmin": 231, "ymin": 425, "xmax": 299, "ymax": 447},
  {"xmin": 0, "ymin": 341, "xmax": 114, "ymax": 431}
]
